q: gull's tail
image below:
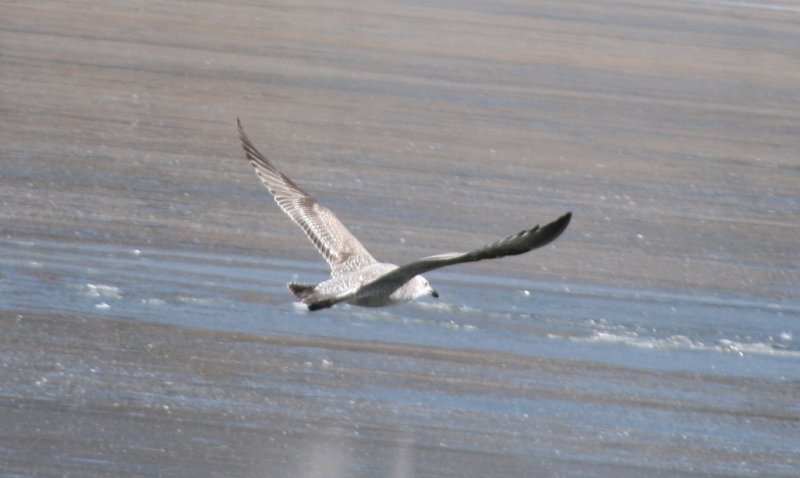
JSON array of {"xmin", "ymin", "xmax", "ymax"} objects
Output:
[
  {"xmin": 288, "ymin": 282, "xmax": 316, "ymax": 300},
  {"xmin": 288, "ymin": 283, "xmax": 350, "ymax": 311}
]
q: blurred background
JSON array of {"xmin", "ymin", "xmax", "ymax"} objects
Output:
[{"xmin": 1, "ymin": 1, "xmax": 798, "ymax": 476}]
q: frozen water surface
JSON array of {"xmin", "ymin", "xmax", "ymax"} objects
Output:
[
  {"xmin": 1, "ymin": 235, "xmax": 798, "ymax": 477},
  {"xmin": 2, "ymin": 239, "xmax": 798, "ymax": 379},
  {"xmin": 1, "ymin": 0, "xmax": 799, "ymax": 477}
]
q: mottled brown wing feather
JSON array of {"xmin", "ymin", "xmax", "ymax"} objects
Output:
[{"xmin": 237, "ymin": 119, "xmax": 377, "ymax": 277}]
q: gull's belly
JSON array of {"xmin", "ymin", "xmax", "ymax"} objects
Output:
[
  {"xmin": 349, "ymin": 285, "xmax": 408, "ymax": 307},
  {"xmin": 343, "ymin": 263, "xmax": 407, "ymax": 307},
  {"xmin": 314, "ymin": 262, "xmax": 400, "ymax": 307}
]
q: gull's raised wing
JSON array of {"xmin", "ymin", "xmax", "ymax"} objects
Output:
[{"xmin": 237, "ymin": 119, "xmax": 377, "ymax": 277}]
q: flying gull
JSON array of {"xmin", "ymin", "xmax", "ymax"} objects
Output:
[{"xmin": 237, "ymin": 119, "xmax": 571, "ymax": 311}]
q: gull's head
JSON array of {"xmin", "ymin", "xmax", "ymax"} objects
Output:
[{"xmin": 411, "ymin": 275, "xmax": 438, "ymax": 299}]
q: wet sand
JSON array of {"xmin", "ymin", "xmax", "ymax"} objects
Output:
[{"xmin": 1, "ymin": 0, "xmax": 799, "ymax": 476}]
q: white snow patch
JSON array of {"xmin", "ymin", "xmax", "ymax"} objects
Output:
[
  {"xmin": 175, "ymin": 296, "xmax": 214, "ymax": 305},
  {"xmin": 82, "ymin": 283, "xmax": 121, "ymax": 299},
  {"xmin": 142, "ymin": 298, "xmax": 165, "ymax": 306},
  {"xmin": 567, "ymin": 331, "xmax": 800, "ymax": 358}
]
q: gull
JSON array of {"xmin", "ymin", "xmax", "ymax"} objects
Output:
[{"xmin": 237, "ymin": 119, "xmax": 571, "ymax": 311}]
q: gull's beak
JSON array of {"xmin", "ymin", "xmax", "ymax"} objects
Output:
[{"xmin": 431, "ymin": 289, "xmax": 439, "ymax": 298}]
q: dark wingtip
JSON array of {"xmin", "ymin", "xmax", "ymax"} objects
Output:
[
  {"xmin": 236, "ymin": 118, "xmax": 262, "ymax": 164},
  {"xmin": 560, "ymin": 211, "xmax": 572, "ymax": 227},
  {"xmin": 552, "ymin": 211, "xmax": 572, "ymax": 237},
  {"xmin": 533, "ymin": 211, "xmax": 572, "ymax": 249},
  {"xmin": 236, "ymin": 118, "xmax": 246, "ymax": 142}
]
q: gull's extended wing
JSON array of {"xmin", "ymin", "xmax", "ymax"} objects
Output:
[{"xmin": 360, "ymin": 212, "xmax": 572, "ymax": 296}]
